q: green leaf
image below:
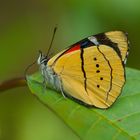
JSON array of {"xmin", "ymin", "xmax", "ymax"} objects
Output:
[{"xmin": 27, "ymin": 67, "xmax": 140, "ymax": 140}]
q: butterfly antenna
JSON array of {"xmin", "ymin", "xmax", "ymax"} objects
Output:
[
  {"xmin": 24, "ymin": 60, "xmax": 37, "ymax": 80},
  {"xmin": 46, "ymin": 26, "xmax": 57, "ymax": 57}
]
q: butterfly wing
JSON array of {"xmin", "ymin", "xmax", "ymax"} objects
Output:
[
  {"xmin": 94, "ymin": 31, "xmax": 129, "ymax": 64},
  {"xmin": 49, "ymin": 31, "xmax": 129, "ymax": 65},
  {"xmin": 47, "ymin": 31, "xmax": 129, "ymax": 108}
]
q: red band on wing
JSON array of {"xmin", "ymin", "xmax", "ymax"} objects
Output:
[{"xmin": 65, "ymin": 44, "xmax": 80, "ymax": 54}]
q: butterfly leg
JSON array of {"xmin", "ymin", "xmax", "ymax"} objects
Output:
[
  {"xmin": 41, "ymin": 68, "xmax": 48, "ymax": 89},
  {"xmin": 42, "ymin": 77, "xmax": 47, "ymax": 89},
  {"xmin": 57, "ymin": 76, "xmax": 67, "ymax": 99}
]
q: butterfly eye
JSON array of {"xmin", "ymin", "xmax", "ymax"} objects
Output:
[{"xmin": 41, "ymin": 57, "xmax": 48, "ymax": 65}]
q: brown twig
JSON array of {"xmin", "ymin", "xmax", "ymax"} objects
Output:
[{"xmin": 0, "ymin": 77, "xmax": 27, "ymax": 92}]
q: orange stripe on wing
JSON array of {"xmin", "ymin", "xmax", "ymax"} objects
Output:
[{"xmin": 65, "ymin": 44, "xmax": 80, "ymax": 54}]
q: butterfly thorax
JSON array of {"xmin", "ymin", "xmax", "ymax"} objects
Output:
[{"xmin": 37, "ymin": 52, "xmax": 61, "ymax": 91}]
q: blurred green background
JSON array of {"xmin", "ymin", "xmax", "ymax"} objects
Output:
[{"xmin": 0, "ymin": 0, "xmax": 140, "ymax": 140}]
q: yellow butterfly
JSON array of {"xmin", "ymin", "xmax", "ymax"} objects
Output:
[{"xmin": 37, "ymin": 29, "xmax": 129, "ymax": 109}]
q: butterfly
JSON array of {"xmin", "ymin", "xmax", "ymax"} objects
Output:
[{"xmin": 37, "ymin": 29, "xmax": 129, "ymax": 109}]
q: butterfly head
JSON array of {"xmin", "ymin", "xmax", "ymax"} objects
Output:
[{"xmin": 37, "ymin": 50, "xmax": 48, "ymax": 66}]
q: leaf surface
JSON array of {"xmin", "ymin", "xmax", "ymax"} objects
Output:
[{"xmin": 27, "ymin": 68, "xmax": 140, "ymax": 140}]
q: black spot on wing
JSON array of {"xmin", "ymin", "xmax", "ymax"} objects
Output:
[
  {"xmin": 100, "ymin": 77, "xmax": 103, "ymax": 80},
  {"xmin": 93, "ymin": 57, "xmax": 97, "ymax": 61},
  {"xmin": 96, "ymin": 70, "xmax": 100, "ymax": 73},
  {"xmin": 96, "ymin": 64, "xmax": 99, "ymax": 67}
]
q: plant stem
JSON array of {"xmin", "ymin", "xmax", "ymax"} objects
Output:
[{"xmin": 0, "ymin": 77, "xmax": 27, "ymax": 92}]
